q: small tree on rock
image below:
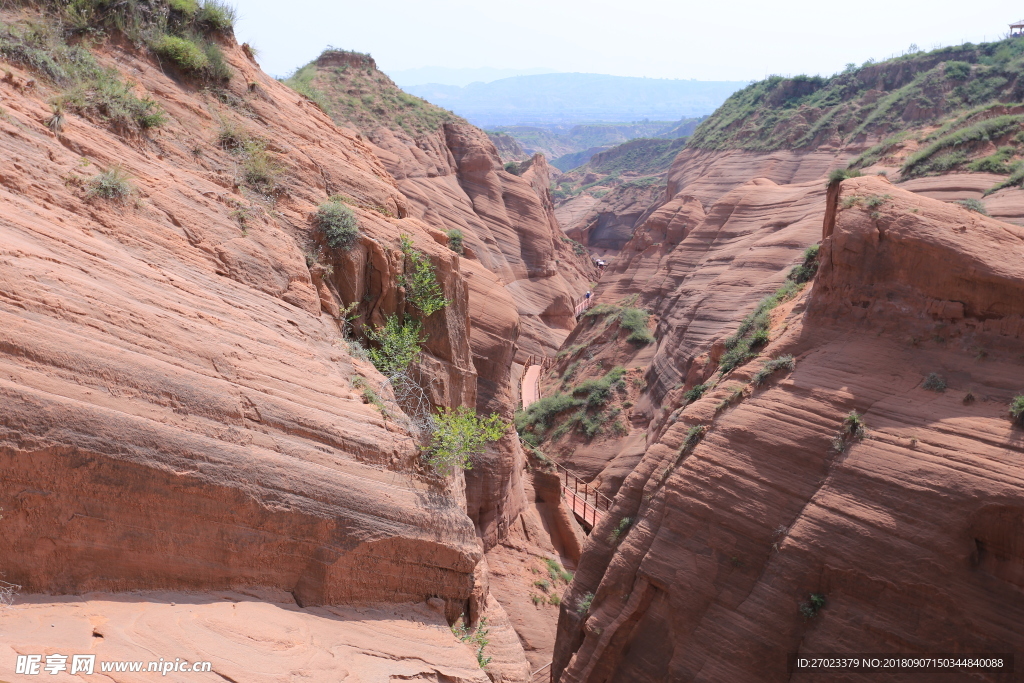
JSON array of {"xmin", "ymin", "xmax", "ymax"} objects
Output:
[{"xmin": 426, "ymin": 406, "xmax": 506, "ymax": 474}]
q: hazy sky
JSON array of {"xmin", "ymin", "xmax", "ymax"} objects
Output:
[{"xmin": 234, "ymin": 0, "xmax": 1024, "ymax": 81}]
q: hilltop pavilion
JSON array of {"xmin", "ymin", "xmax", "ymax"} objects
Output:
[{"xmin": 1012, "ymin": 19, "xmax": 1024, "ymax": 36}]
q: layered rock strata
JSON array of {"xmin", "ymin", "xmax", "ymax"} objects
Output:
[
  {"xmin": 0, "ymin": 13, "xmax": 541, "ymax": 680},
  {"xmin": 552, "ymin": 176, "xmax": 1024, "ymax": 682}
]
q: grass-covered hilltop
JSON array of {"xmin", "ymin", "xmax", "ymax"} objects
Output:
[
  {"xmin": 691, "ymin": 38, "xmax": 1024, "ymax": 153},
  {"xmin": 283, "ymin": 48, "xmax": 465, "ymax": 137},
  {"xmin": 0, "ymin": 0, "xmax": 237, "ymax": 134},
  {"xmin": 688, "ymin": 37, "xmax": 1024, "ymax": 192}
]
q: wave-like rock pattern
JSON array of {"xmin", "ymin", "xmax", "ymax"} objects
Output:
[{"xmin": 553, "ymin": 176, "xmax": 1024, "ymax": 681}]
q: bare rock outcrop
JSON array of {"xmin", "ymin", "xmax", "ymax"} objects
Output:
[
  {"xmin": 0, "ymin": 592, "xmax": 491, "ymax": 682},
  {"xmin": 0, "ymin": 9, "xmax": 532, "ymax": 679},
  {"xmin": 0, "ymin": 39, "xmax": 479, "ymax": 606},
  {"xmin": 356, "ymin": 109, "xmax": 595, "ymax": 551},
  {"xmin": 544, "ymin": 176, "xmax": 827, "ymax": 493},
  {"xmin": 552, "ymin": 176, "xmax": 1024, "ymax": 681}
]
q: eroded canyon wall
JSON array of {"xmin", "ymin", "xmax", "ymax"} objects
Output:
[
  {"xmin": 551, "ymin": 175, "xmax": 1024, "ymax": 682},
  {"xmin": 0, "ymin": 11, "xmax": 536, "ymax": 680}
]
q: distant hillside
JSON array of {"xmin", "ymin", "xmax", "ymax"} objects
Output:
[
  {"xmin": 552, "ymin": 137, "xmax": 686, "ymax": 203},
  {"xmin": 283, "ymin": 49, "xmax": 464, "ymax": 137},
  {"xmin": 582, "ymin": 137, "xmax": 689, "ymax": 176},
  {"xmin": 491, "ymin": 118, "xmax": 701, "ymax": 171},
  {"xmin": 406, "ymin": 73, "xmax": 745, "ymax": 127},
  {"xmin": 386, "ymin": 66, "xmax": 557, "ymax": 87},
  {"xmin": 689, "ymin": 37, "xmax": 1024, "ymax": 195},
  {"xmin": 691, "ymin": 38, "xmax": 1024, "ymax": 154}
]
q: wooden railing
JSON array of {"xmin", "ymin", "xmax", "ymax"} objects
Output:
[
  {"xmin": 573, "ymin": 294, "xmax": 592, "ymax": 319},
  {"xmin": 554, "ymin": 461, "xmax": 611, "ymax": 529},
  {"xmin": 518, "ymin": 350, "xmax": 611, "ymax": 530}
]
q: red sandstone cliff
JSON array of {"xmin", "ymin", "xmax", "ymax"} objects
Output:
[
  {"xmin": 550, "ymin": 175, "xmax": 1024, "ymax": 681},
  {"xmin": 0, "ymin": 7, "xmax": 539, "ymax": 680}
]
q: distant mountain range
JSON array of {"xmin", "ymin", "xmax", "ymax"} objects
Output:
[
  {"xmin": 490, "ymin": 119, "xmax": 704, "ymax": 171},
  {"xmin": 403, "ymin": 73, "xmax": 747, "ymax": 127},
  {"xmin": 386, "ymin": 66, "xmax": 557, "ymax": 87}
]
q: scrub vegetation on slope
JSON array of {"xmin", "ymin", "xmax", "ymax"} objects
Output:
[{"xmin": 689, "ymin": 38, "xmax": 1024, "ymax": 153}]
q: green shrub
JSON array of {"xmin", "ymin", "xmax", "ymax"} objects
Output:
[
  {"xmin": 683, "ymin": 383, "xmax": 710, "ymax": 404},
  {"xmin": 799, "ymin": 593, "xmax": 826, "ymax": 620},
  {"xmin": 195, "ymin": 0, "xmax": 236, "ymax": 31},
  {"xmin": 317, "ymin": 200, "xmax": 359, "ymax": 249},
  {"xmin": 580, "ymin": 412, "xmax": 606, "ymax": 438},
  {"xmin": 531, "ymin": 593, "xmax": 544, "ymax": 605},
  {"xmin": 968, "ymin": 146, "xmax": 1016, "ymax": 175},
  {"xmin": 680, "ymin": 424, "xmax": 705, "ymax": 454},
  {"xmin": 282, "ymin": 62, "xmax": 329, "ymax": 112},
  {"xmin": 153, "ymin": 34, "xmax": 209, "ymax": 72},
  {"xmin": 446, "ymin": 229, "xmax": 464, "ymax": 254},
  {"xmin": 556, "ymin": 344, "xmax": 586, "ymax": 360},
  {"xmin": 504, "ymin": 161, "xmax": 521, "ymax": 175},
  {"xmin": 1010, "ymin": 395, "xmax": 1024, "ymax": 426},
  {"xmin": 849, "ymin": 133, "xmax": 910, "ymax": 169},
  {"xmin": 452, "ymin": 615, "xmax": 492, "ymax": 668},
  {"xmin": 619, "ymin": 307, "xmax": 655, "ymax": 345},
  {"xmin": 583, "ymin": 298, "xmax": 653, "ymax": 344},
  {"xmin": 954, "ymin": 198, "xmax": 988, "ymax": 215},
  {"xmin": 544, "ymin": 558, "xmax": 573, "ymax": 583},
  {"xmin": 584, "ymin": 302, "xmax": 623, "ymax": 320},
  {"xmin": 788, "ymin": 244, "xmax": 820, "ymax": 284},
  {"xmin": 864, "ymin": 194, "xmax": 891, "ymax": 208},
  {"xmin": 716, "ymin": 385, "xmax": 745, "ymax": 412},
  {"xmin": 46, "ymin": 102, "xmax": 65, "ymax": 133},
  {"xmin": 922, "ymin": 373, "xmax": 947, "ymax": 392},
  {"xmin": 719, "ymin": 280, "xmax": 803, "ymax": 375},
  {"xmin": 984, "ymin": 164, "xmax": 1024, "ymax": 195},
  {"xmin": 609, "ymin": 516, "xmax": 633, "ymax": 543},
  {"xmin": 576, "ymin": 592, "xmax": 594, "ymax": 613},
  {"xmin": 548, "ymin": 594, "xmax": 561, "ymax": 606},
  {"xmin": 426, "ymin": 406, "xmax": 506, "ymax": 474},
  {"xmin": 610, "ymin": 419, "xmax": 628, "ymax": 435},
  {"xmin": 351, "ymin": 376, "xmax": 387, "ymax": 416},
  {"xmin": 364, "ymin": 315, "xmax": 422, "ymax": 376},
  {"xmin": 944, "ymin": 61, "xmax": 971, "ymax": 80},
  {"xmin": 152, "ymin": 32, "xmax": 230, "ymax": 81},
  {"xmin": 515, "ymin": 393, "xmax": 583, "ymax": 435},
  {"xmin": 216, "ymin": 118, "xmax": 245, "ymax": 149},
  {"xmin": 903, "ymin": 115, "xmax": 1024, "ymax": 177},
  {"xmin": 828, "ymin": 168, "xmax": 861, "ymax": 186},
  {"xmin": 59, "ymin": 66, "xmax": 167, "ymax": 130},
  {"xmin": 534, "ymin": 579, "xmax": 551, "ymax": 591},
  {"xmin": 168, "ymin": 0, "xmax": 200, "ymax": 14},
  {"xmin": 86, "ymin": 166, "xmax": 133, "ymax": 200},
  {"xmin": 752, "ymin": 355, "xmax": 796, "ymax": 386},
  {"xmin": 561, "ymin": 360, "xmax": 582, "ymax": 386},
  {"xmin": 238, "ymin": 139, "xmax": 280, "ymax": 193},
  {"xmin": 200, "ymin": 38, "xmax": 232, "ymax": 81},
  {"xmin": 572, "ymin": 366, "xmax": 626, "ymax": 408},
  {"xmin": 0, "ymin": 20, "xmax": 165, "ymax": 132},
  {"xmin": 399, "ymin": 235, "xmax": 449, "ymax": 317},
  {"xmin": 843, "ymin": 410, "xmax": 866, "ymax": 439}
]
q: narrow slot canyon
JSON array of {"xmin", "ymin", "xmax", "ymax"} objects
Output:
[{"xmin": 2, "ymin": 4, "xmax": 1024, "ymax": 682}]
